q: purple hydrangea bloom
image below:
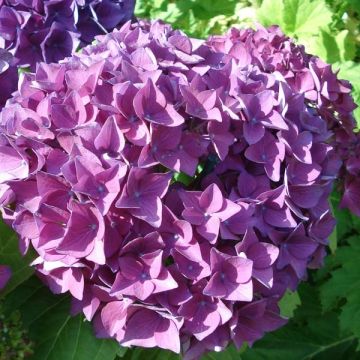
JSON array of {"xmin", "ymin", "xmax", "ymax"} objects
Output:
[
  {"xmin": 0, "ymin": 20, "xmax": 357, "ymax": 359},
  {"xmin": 0, "ymin": 0, "xmax": 136, "ymax": 110}
]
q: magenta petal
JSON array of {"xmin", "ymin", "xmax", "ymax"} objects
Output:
[
  {"xmin": 226, "ymin": 280, "xmax": 253, "ymax": 301},
  {"xmin": 253, "ymin": 267, "xmax": 274, "ymax": 288},
  {"xmin": 203, "ymin": 272, "xmax": 228, "ymax": 298},
  {"xmin": 199, "ymin": 184, "xmax": 223, "ymax": 214},
  {"xmin": 122, "ymin": 308, "xmax": 159, "ymax": 348},
  {"xmin": 122, "ymin": 308, "xmax": 181, "ymax": 353},
  {"xmin": 94, "ymin": 116, "xmax": 125, "ymax": 154},
  {"xmin": 244, "ymin": 122, "xmax": 265, "ymax": 145},
  {"xmin": 0, "ymin": 145, "xmax": 29, "ymax": 182},
  {"xmin": 101, "ymin": 301, "xmax": 128, "ymax": 337},
  {"xmin": 119, "ymin": 257, "xmax": 143, "ymax": 280},
  {"xmin": 227, "ymin": 257, "xmax": 253, "ymax": 283},
  {"xmin": 57, "ymin": 202, "xmax": 104, "ymax": 258},
  {"xmin": 197, "ymin": 216, "xmax": 221, "ymax": 243}
]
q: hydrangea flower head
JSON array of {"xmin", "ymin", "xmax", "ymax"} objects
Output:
[{"xmin": 0, "ymin": 20, "xmax": 357, "ymax": 359}]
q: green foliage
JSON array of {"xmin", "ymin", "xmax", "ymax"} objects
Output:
[
  {"xmin": 278, "ymin": 290, "xmax": 301, "ymax": 318},
  {"xmin": 242, "ymin": 284, "xmax": 359, "ymax": 360},
  {"xmin": 0, "ymin": 301, "xmax": 33, "ymax": 360},
  {"xmin": 258, "ymin": 0, "xmax": 332, "ymax": 36},
  {"xmin": 0, "ymin": 220, "xmax": 34, "ymax": 298},
  {"xmin": 122, "ymin": 348, "xmax": 180, "ymax": 360},
  {"xmin": 2, "ymin": 277, "xmax": 122, "ymax": 360},
  {"xmin": 172, "ymin": 171, "xmax": 194, "ymax": 186},
  {"xmin": 135, "ymin": 0, "xmax": 259, "ymax": 38},
  {"xmin": 321, "ymin": 237, "xmax": 360, "ymax": 341}
]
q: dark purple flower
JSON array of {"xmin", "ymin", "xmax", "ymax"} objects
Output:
[
  {"xmin": 230, "ymin": 299, "xmax": 287, "ymax": 348},
  {"xmin": 181, "ymin": 184, "xmax": 241, "ymax": 243},
  {"xmin": 236, "ymin": 228, "xmax": 279, "ymax": 288},
  {"xmin": 116, "ymin": 168, "xmax": 171, "ymax": 227},
  {"xmin": 203, "ymin": 248, "xmax": 253, "ymax": 301},
  {"xmin": 121, "ymin": 305, "xmax": 183, "ymax": 353},
  {"xmin": 245, "ymin": 132, "xmax": 285, "ymax": 182},
  {"xmin": 134, "ymin": 79, "xmax": 184, "ymax": 127},
  {"xmin": 179, "ymin": 282, "xmax": 232, "ymax": 340},
  {"xmin": 0, "ymin": 0, "xmax": 136, "ymax": 108}
]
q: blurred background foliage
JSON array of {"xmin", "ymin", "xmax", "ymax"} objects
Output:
[{"xmin": 1, "ymin": 0, "xmax": 360, "ymax": 359}]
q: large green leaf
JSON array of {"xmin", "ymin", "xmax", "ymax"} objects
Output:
[
  {"xmin": 257, "ymin": 0, "xmax": 333, "ymax": 36},
  {"xmin": 3, "ymin": 277, "xmax": 121, "ymax": 360},
  {"xmin": 0, "ymin": 220, "xmax": 34, "ymax": 297},
  {"xmin": 203, "ymin": 345, "xmax": 245, "ymax": 360},
  {"xmin": 282, "ymin": 0, "xmax": 333, "ymax": 35},
  {"xmin": 120, "ymin": 342, "xmax": 243, "ymax": 360},
  {"xmin": 321, "ymin": 237, "xmax": 360, "ymax": 340},
  {"xmin": 122, "ymin": 348, "xmax": 180, "ymax": 360},
  {"xmin": 242, "ymin": 284, "xmax": 359, "ymax": 360},
  {"xmin": 278, "ymin": 290, "xmax": 301, "ymax": 318},
  {"xmin": 255, "ymin": 0, "xmax": 285, "ymax": 30}
]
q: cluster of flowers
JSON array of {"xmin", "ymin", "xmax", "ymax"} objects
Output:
[
  {"xmin": 216, "ymin": 27, "xmax": 358, "ymax": 218},
  {"xmin": 0, "ymin": 0, "xmax": 136, "ymax": 109},
  {"xmin": 0, "ymin": 20, "xmax": 356, "ymax": 359}
]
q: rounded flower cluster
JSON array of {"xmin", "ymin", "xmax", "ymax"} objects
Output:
[
  {"xmin": 0, "ymin": 0, "xmax": 135, "ymax": 109},
  {"xmin": 0, "ymin": 21, "xmax": 356, "ymax": 358},
  {"xmin": 211, "ymin": 27, "xmax": 358, "ymax": 222}
]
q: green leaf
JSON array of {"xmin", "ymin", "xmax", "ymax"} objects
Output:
[
  {"xmin": 122, "ymin": 348, "xmax": 180, "ymax": 360},
  {"xmin": 282, "ymin": 0, "xmax": 333, "ymax": 35},
  {"xmin": 257, "ymin": 0, "xmax": 333, "ymax": 36},
  {"xmin": 257, "ymin": 0, "xmax": 336, "ymax": 61},
  {"xmin": 321, "ymin": 237, "xmax": 360, "ymax": 339},
  {"xmin": 242, "ymin": 284, "xmax": 358, "ymax": 360},
  {"xmin": 348, "ymin": 0, "xmax": 360, "ymax": 13},
  {"xmin": 0, "ymin": 219, "xmax": 34, "ymax": 297},
  {"xmin": 335, "ymin": 30, "xmax": 356, "ymax": 61},
  {"xmin": 3, "ymin": 277, "xmax": 121, "ymax": 360},
  {"xmin": 203, "ymin": 345, "xmax": 246, "ymax": 360},
  {"xmin": 318, "ymin": 28, "xmax": 340, "ymax": 63},
  {"xmin": 256, "ymin": 0, "xmax": 285, "ymax": 29},
  {"xmin": 328, "ymin": 226, "xmax": 337, "ymax": 254},
  {"xmin": 172, "ymin": 172, "xmax": 193, "ymax": 186},
  {"xmin": 330, "ymin": 191, "xmax": 354, "ymax": 243},
  {"xmin": 279, "ymin": 290, "xmax": 301, "ymax": 318}
]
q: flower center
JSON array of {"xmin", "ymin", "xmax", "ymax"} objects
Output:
[{"xmin": 89, "ymin": 223, "xmax": 97, "ymax": 230}]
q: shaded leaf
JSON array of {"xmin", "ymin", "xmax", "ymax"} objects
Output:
[
  {"xmin": 321, "ymin": 237, "xmax": 360, "ymax": 340},
  {"xmin": 0, "ymin": 219, "xmax": 34, "ymax": 297},
  {"xmin": 279, "ymin": 290, "xmax": 301, "ymax": 318},
  {"xmin": 3, "ymin": 276, "xmax": 120, "ymax": 360},
  {"xmin": 242, "ymin": 284, "xmax": 358, "ymax": 360}
]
